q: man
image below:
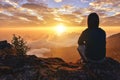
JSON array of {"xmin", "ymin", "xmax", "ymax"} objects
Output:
[{"xmin": 78, "ymin": 13, "xmax": 106, "ymax": 63}]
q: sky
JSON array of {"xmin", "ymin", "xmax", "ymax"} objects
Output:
[
  {"xmin": 0, "ymin": 0, "xmax": 120, "ymax": 27},
  {"xmin": 0, "ymin": 0, "xmax": 120, "ymax": 62}
]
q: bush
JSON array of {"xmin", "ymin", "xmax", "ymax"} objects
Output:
[{"xmin": 11, "ymin": 34, "xmax": 30, "ymax": 56}]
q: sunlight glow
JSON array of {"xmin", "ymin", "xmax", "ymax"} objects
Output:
[{"xmin": 54, "ymin": 24, "xmax": 66, "ymax": 35}]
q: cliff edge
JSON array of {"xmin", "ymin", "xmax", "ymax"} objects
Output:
[{"xmin": 0, "ymin": 55, "xmax": 119, "ymax": 80}]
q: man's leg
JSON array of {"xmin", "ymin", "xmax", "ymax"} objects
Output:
[{"xmin": 77, "ymin": 45, "xmax": 87, "ymax": 62}]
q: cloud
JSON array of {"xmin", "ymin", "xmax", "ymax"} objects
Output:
[
  {"xmin": 0, "ymin": 0, "xmax": 119, "ymax": 27},
  {"xmin": 0, "ymin": 0, "xmax": 47, "ymax": 27},
  {"xmin": 21, "ymin": 31, "xmax": 79, "ymax": 59},
  {"xmin": 89, "ymin": 0, "xmax": 120, "ymax": 16},
  {"xmin": 87, "ymin": 0, "xmax": 120, "ymax": 26},
  {"xmin": 80, "ymin": 0, "xmax": 90, "ymax": 3},
  {"xmin": 22, "ymin": 3, "xmax": 80, "ymax": 26},
  {"xmin": 54, "ymin": 0, "xmax": 62, "ymax": 3},
  {"xmin": 27, "ymin": 48, "xmax": 51, "ymax": 57},
  {"xmin": 28, "ymin": 0, "xmax": 45, "ymax": 4},
  {"xmin": 27, "ymin": 32, "xmax": 79, "ymax": 49},
  {"xmin": 58, "ymin": 14, "xmax": 82, "ymax": 25},
  {"xmin": 18, "ymin": 16, "xmax": 31, "ymax": 21},
  {"xmin": 57, "ymin": 5, "xmax": 75, "ymax": 14},
  {"xmin": 101, "ymin": 13, "xmax": 120, "ymax": 26},
  {"xmin": 0, "ymin": 10, "xmax": 13, "ymax": 16},
  {"xmin": 22, "ymin": 3, "xmax": 47, "ymax": 11}
]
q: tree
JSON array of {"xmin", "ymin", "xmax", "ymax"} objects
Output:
[{"xmin": 11, "ymin": 34, "xmax": 30, "ymax": 56}]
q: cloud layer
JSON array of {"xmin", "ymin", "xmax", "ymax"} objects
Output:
[{"xmin": 0, "ymin": 0, "xmax": 119, "ymax": 27}]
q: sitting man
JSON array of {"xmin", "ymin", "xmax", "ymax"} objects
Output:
[{"xmin": 78, "ymin": 13, "xmax": 106, "ymax": 63}]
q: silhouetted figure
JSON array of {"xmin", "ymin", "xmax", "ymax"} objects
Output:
[{"xmin": 78, "ymin": 13, "xmax": 106, "ymax": 63}]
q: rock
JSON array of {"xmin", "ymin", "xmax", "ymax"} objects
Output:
[
  {"xmin": 83, "ymin": 58, "xmax": 120, "ymax": 80},
  {"xmin": 0, "ymin": 40, "xmax": 12, "ymax": 49},
  {"xmin": 0, "ymin": 55, "xmax": 119, "ymax": 80},
  {"xmin": 0, "ymin": 40, "xmax": 16, "ymax": 56}
]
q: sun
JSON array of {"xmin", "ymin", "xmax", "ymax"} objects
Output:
[{"xmin": 54, "ymin": 24, "xmax": 66, "ymax": 35}]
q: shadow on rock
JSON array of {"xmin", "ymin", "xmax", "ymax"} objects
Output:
[{"xmin": 0, "ymin": 55, "xmax": 119, "ymax": 80}]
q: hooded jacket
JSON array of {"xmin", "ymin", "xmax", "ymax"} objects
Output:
[{"xmin": 78, "ymin": 13, "xmax": 106, "ymax": 61}]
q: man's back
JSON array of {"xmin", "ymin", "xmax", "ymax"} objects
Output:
[
  {"xmin": 78, "ymin": 13, "xmax": 106, "ymax": 62},
  {"xmin": 78, "ymin": 28, "xmax": 106, "ymax": 61}
]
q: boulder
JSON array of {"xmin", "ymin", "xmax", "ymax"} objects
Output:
[{"xmin": 0, "ymin": 40, "xmax": 16, "ymax": 56}]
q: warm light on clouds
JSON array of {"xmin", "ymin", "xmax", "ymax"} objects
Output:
[
  {"xmin": 0, "ymin": 0, "xmax": 119, "ymax": 27},
  {"xmin": 54, "ymin": 0, "xmax": 62, "ymax": 3},
  {"xmin": 57, "ymin": 5, "xmax": 75, "ymax": 14},
  {"xmin": 19, "ymin": 17, "xmax": 31, "ymax": 21}
]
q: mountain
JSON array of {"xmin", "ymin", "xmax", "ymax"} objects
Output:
[
  {"xmin": 0, "ymin": 55, "xmax": 120, "ymax": 80},
  {"xmin": 106, "ymin": 33, "xmax": 120, "ymax": 61}
]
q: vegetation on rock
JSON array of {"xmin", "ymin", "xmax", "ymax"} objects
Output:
[{"xmin": 11, "ymin": 34, "xmax": 30, "ymax": 56}]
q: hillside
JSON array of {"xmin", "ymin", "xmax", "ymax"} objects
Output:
[
  {"xmin": 106, "ymin": 33, "xmax": 120, "ymax": 61},
  {"xmin": 0, "ymin": 55, "xmax": 120, "ymax": 80}
]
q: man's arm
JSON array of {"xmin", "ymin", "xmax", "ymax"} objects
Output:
[
  {"xmin": 78, "ymin": 31, "xmax": 86, "ymax": 45},
  {"xmin": 104, "ymin": 31, "xmax": 106, "ymax": 56}
]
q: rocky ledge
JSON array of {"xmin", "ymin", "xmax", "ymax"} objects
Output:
[{"xmin": 0, "ymin": 55, "xmax": 119, "ymax": 80}]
